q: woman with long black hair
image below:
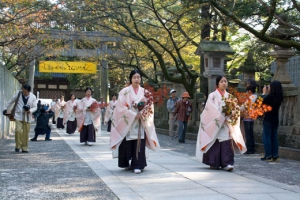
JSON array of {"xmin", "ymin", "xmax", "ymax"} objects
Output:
[
  {"xmin": 110, "ymin": 70, "xmax": 160, "ymax": 174},
  {"xmin": 261, "ymin": 80, "xmax": 284, "ymax": 161}
]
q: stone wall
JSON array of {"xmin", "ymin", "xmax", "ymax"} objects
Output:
[{"xmin": 0, "ymin": 66, "xmax": 21, "ymax": 142}]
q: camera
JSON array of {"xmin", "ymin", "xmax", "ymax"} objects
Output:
[{"xmin": 23, "ymin": 105, "xmax": 30, "ymax": 111}]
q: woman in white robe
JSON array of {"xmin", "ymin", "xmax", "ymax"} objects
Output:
[
  {"xmin": 63, "ymin": 94, "xmax": 78, "ymax": 134},
  {"xmin": 104, "ymin": 94, "xmax": 117, "ymax": 132},
  {"xmin": 110, "ymin": 70, "xmax": 160, "ymax": 174},
  {"xmin": 196, "ymin": 76, "xmax": 246, "ymax": 171},
  {"xmin": 55, "ymin": 95, "xmax": 66, "ymax": 129},
  {"xmin": 76, "ymin": 88, "xmax": 101, "ymax": 146}
]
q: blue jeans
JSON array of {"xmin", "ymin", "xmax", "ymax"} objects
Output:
[
  {"xmin": 177, "ymin": 121, "xmax": 187, "ymax": 142},
  {"xmin": 262, "ymin": 121, "xmax": 278, "ymax": 158}
]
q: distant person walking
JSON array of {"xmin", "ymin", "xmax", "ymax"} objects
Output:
[
  {"xmin": 63, "ymin": 94, "xmax": 78, "ymax": 135},
  {"xmin": 167, "ymin": 89, "xmax": 179, "ymax": 137},
  {"xmin": 55, "ymin": 95, "xmax": 66, "ymax": 129},
  {"xmin": 173, "ymin": 92, "xmax": 192, "ymax": 143},
  {"xmin": 50, "ymin": 98, "xmax": 57, "ymax": 124},
  {"xmin": 104, "ymin": 94, "xmax": 117, "ymax": 132},
  {"xmin": 99, "ymin": 97, "xmax": 106, "ymax": 125},
  {"xmin": 2, "ymin": 84, "xmax": 37, "ymax": 153},
  {"xmin": 76, "ymin": 88, "xmax": 101, "ymax": 146}
]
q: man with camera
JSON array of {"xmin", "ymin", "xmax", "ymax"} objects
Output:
[
  {"xmin": 2, "ymin": 84, "xmax": 37, "ymax": 153},
  {"xmin": 31, "ymin": 108, "xmax": 54, "ymax": 141}
]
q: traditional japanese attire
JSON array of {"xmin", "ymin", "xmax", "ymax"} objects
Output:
[
  {"xmin": 196, "ymin": 90, "xmax": 246, "ymax": 168},
  {"xmin": 110, "ymin": 85, "xmax": 160, "ymax": 170},
  {"xmin": 63, "ymin": 100, "xmax": 78, "ymax": 134},
  {"xmin": 76, "ymin": 97, "xmax": 101, "ymax": 143},
  {"xmin": 55, "ymin": 100, "xmax": 66, "ymax": 129},
  {"xmin": 104, "ymin": 100, "xmax": 117, "ymax": 132}
]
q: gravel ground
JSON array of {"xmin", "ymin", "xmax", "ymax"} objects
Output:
[
  {"xmin": 0, "ymin": 125, "xmax": 118, "ymax": 200},
  {"xmin": 156, "ymin": 132, "xmax": 300, "ymax": 188}
]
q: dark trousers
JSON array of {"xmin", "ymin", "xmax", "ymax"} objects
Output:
[
  {"xmin": 203, "ymin": 139, "xmax": 234, "ymax": 168},
  {"xmin": 262, "ymin": 121, "xmax": 279, "ymax": 158},
  {"xmin": 118, "ymin": 138, "xmax": 147, "ymax": 170},
  {"xmin": 244, "ymin": 121, "xmax": 255, "ymax": 153},
  {"xmin": 56, "ymin": 117, "xmax": 64, "ymax": 129},
  {"xmin": 80, "ymin": 124, "xmax": 96, "ymax": 143},
  {"xmin": 52, "ymin": 115, "xmax": 56, "ymax": 124},
  {"xmin": 107, "ymin": 120, "xmax": 112, "ymax": 132},
  {"xmin": 33, "ymin": 129, "xmax": 51, "ymax": 140}
]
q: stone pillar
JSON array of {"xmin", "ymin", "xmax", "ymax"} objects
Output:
[
  {"xmin": 27, "ymin": 59, "xmax": 35, "ymax": 92},
  {"xmin": 269, "ymin": 47, "xmax": 296, "ymax": 90},
  {"xmin": 100, "ymin": 59, "xmax": 108, "ymax": 103},
  {"xmin": 205, "ymin": 74, "xmax": 222, "ymax": 94}
]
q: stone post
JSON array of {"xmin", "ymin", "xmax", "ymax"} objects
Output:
[{"xmin": 27, "ymin": 59, "xmax": 35, "ymax": 92}]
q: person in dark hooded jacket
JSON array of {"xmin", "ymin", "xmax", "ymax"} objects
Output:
[{"xmin": 31, "ymin": 108, "xmax": 54, "ymax": 141}]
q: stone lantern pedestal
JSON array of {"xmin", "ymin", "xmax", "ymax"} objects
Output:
[{"xmin": 269, "ymin": 47, "xmax": 296, "ymax": 90}]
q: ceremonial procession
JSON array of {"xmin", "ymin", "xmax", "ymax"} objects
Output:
[{"xmin": 1, "ymin": 0, "xmax": 300, "ymax": 199}]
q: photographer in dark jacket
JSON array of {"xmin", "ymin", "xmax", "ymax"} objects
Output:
[
  {"xmin": 31, "ymin": 108, "xmax": 54, "ymax": 141},
  {"xmin": 261, "ymin": 81, "xmax": 283, "ymax": 162}
]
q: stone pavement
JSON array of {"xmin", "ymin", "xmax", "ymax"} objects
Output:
[{"xmin": 1, "ymin": 125, "xmax": 300, "ymax": 200}]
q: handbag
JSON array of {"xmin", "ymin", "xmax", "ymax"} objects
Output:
[{"xmin": 5, "ymin": 91, "xmax": 21, "ymax": 121}]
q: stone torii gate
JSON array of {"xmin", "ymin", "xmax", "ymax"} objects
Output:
[{"xmin": 46, "ymin": 30, "xmax": 122, "ymax": 101}]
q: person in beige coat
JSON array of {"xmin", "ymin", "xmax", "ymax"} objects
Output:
[{"xmin": 3, "ymin": 84, "xmax": 37, "ymax": 153}]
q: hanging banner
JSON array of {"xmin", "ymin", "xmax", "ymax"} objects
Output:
[{"xmin": 39, "ymin": 61, "xmax": 97, "ymax": 74}]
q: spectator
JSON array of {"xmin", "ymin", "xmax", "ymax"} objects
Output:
[
  {"xmin": 167, "ymin": 89, "xmax": 179, "ymax": 137},
  {"xmin": 243, "ymin": 80, "xmax": 257, "ymax": 154},
  {"xmin": 31, "ymin": 108, "xmax": 54, "ymax": 141},
  {"xmin": 261, "ymin": 81, "xmax": 284, "ymax": 162},
  {"xmin": 2, "ymin": 84, "xmax": 37, "ymax": 153},
  {"xmin": 173, "ymin": 92, "xmax": 192, "ymax": 143}
]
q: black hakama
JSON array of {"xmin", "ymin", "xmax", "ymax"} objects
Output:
[
  {"xmin": 56, "ymin": 117, "xmax": 64, "ymax": 129},
  {"xmin": 107, "ymin": 120, "xmax": 112, "ymax": 132},
  {"xmin": 202, "ymin": 139, "xmax": 234, "ymax": 168},
  {"xmin": 80, "ymin": 124, "xmax": 96, "ymax": 143},
  {"xmin": 66, "ymin": 119, "xmax": 77, "ymax": 134},
  {"xmin": 118, "ymin": 137, "xmax": 147, "ymax": 170}
]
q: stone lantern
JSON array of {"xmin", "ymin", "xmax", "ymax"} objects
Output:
[
  {"xmin": 269, "ymin": 14, "xmax": 298, "ymax": 90},
  {"xmin": 195, "ymin": 40, "xmax": 235, "ymax": 93}
]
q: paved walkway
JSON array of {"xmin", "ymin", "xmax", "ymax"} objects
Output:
[
  {"xmin": 58, "ymin": 128, "xmax": 300, "ymax": 200},
  {"xmin": 1, "ymin": 125, "xmax": 300, "ymax": 200}
]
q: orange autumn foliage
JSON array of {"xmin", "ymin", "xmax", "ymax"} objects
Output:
[
  {"xmin": 143, "ymin": 83, "xmax": 169, "ymax": 106},
  {"xmin": 229, "ymin": 88, "xmax": 272, "ymax": 120}
]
